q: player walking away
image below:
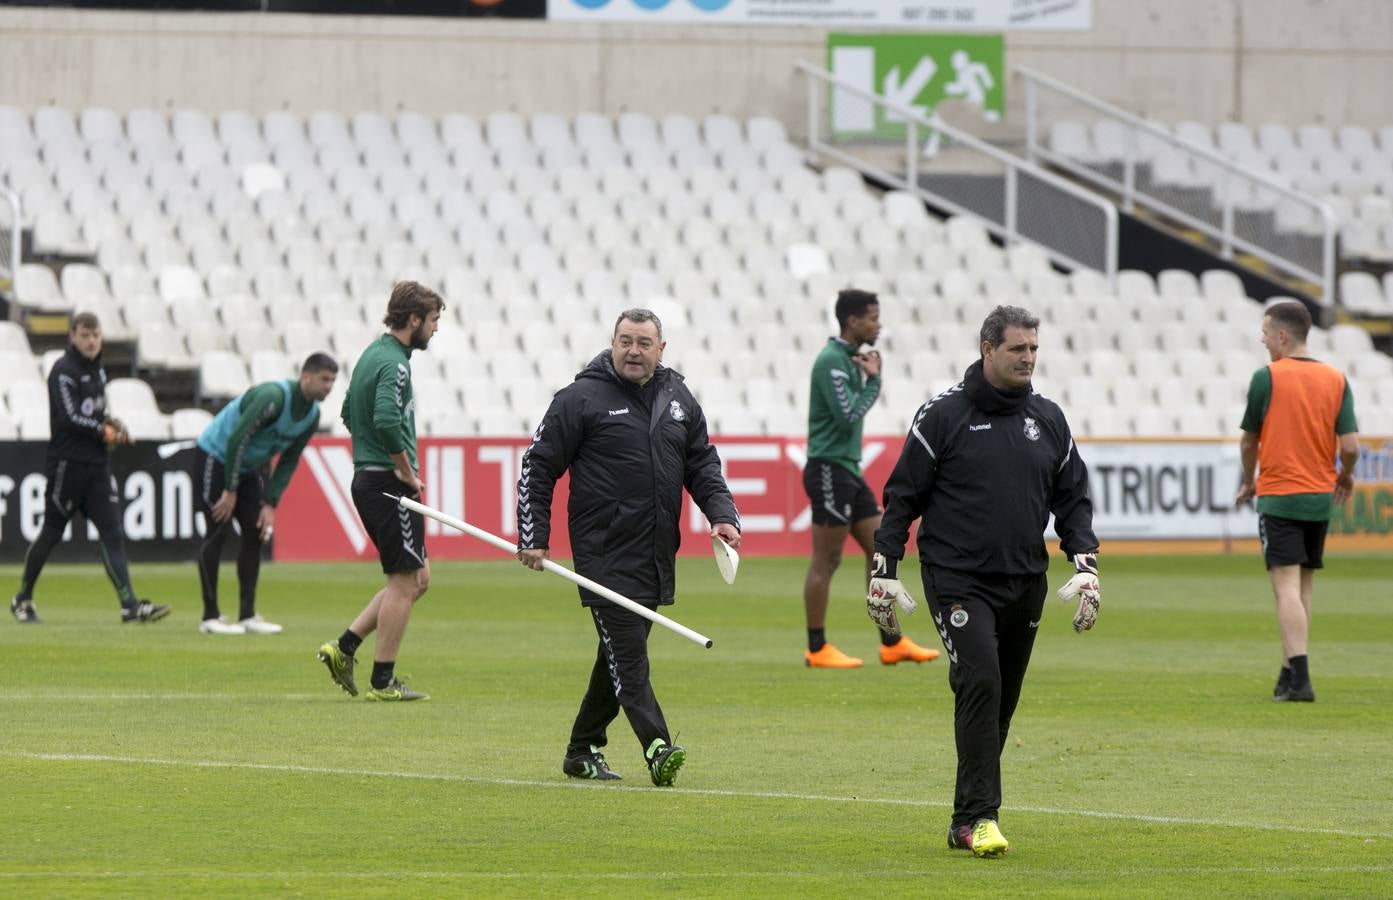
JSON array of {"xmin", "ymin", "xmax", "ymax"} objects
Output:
[
  {"xmin": 10, "ymin": 312, "xmax": 170, "ymax": 625},
  {"xmin": 194, "ymin": 353, "xmax": 338, "ymax": 635},
  {"xmin": 516, "ymin": 309, "xmax": 741, "ymax": 787},
  {"xmin": 867, "ymin": 305, "xmax": 1100, "ymax": 858},
  {"xmin": 1235, "ymin": 300, "xmax": 1359, "ymax": 703},
  {"xmin": 802, "ymin": 288, "xmax": 938, "ymax": 668},
  {"xmin": 317, "ymin": 282, "xmax": 442, "ymax": 701}
]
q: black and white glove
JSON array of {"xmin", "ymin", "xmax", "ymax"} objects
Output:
[
  {"xmin": 866, "ymin": 552, "xmax": 917, "ymax": 636},
  {"xmin": 1056, "ymin": 552, "xmax": 1100, "ymax": 633}
]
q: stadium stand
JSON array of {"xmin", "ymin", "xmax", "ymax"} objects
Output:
[
  {"xmin": 2, "ymin": 103, "xmax": 1391, "ymax": 439},
  {"xmin": 1048, "ymin": 117, "xmax": 1393, "ymax": 271}
]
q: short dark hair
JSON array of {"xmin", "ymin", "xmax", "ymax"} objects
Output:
[
  {"xmin": 979, "ymin": 305, "xmax": 1041, "ymax": 350},
  {"xmin": 1265, "ymin": 300, "xmax": 1312, "ymax": 344},
  {"xmin": 71, "ymin": 311, "xmax": 100, "ymax": 332},
  {"xmin": 613, "ymin": 308, "xmax": 663, "ymax": 339},
  {"xmin": 382, "ymin": 281, "xmax": 445, "ymax": 330},
  {"xmin": 301, "ymin": 352, "xmax": 338, "ymax": 375},
  {"xmin": 834, "ymin": 288, "xmax": 878, "ymax": 329}
]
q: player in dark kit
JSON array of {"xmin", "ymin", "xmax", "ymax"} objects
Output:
[
  {"xmin": 516, "ymin": 308, "xmax": 741, "ymax": 788},
  {"xmin": 867, "ymin": 305, "xmax": 1100, "ymax": 859},
  {"xmin": 10, "ymin": 312, "xmax": 170, "ymax": 625}
]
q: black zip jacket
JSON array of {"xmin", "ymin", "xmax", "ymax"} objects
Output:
[
  {"xmin": 517, "ymin": 352, "xmax": 740, "ymax": 607},
  {"xmin": 47, "ymin": 344, "xmax": 111, "ymax": 465},
  {"xmin": 875, "ymin": 360, "xmax": 1098, "ymax": 575}
]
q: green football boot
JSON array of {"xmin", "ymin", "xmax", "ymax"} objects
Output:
[{"xmin": 317, "ymin": 639, "xmax": 358, "ymax": 697}]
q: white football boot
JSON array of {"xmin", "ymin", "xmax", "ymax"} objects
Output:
[
  {"xmin": 199, "ymin": 616, "xmax": 246, "ymax": 635},
  {"xmin": 238, "ymin": 615, "xmax": 283, "ymax": 635}
]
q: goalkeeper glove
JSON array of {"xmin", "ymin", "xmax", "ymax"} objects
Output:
[
  {"xmin": 866, "ymin": 552, "xmax": 917, "ymax": 636},
  {"xmin": 103, "ymin": 417, "xmax": 131, "ymax": 445},
  {"xmin": 1056, "ymin": 552, "xmax": 1100, "ymax": 633}
]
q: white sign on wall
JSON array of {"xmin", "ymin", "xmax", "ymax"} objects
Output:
[
  {"xmin": 1048, "ymin": 441, "xmax": 1258, "ymax": 541},
  {"xmin": 547, "ymin": 0, "xmax": 1092, "ymax": 30}
]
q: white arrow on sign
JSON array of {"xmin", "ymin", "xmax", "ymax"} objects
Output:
[{"xmin": 883, "ymin": 56, "xmax": 937, "ymax": 122}]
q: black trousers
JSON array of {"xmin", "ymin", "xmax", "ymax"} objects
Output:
[
  {"xmin": 194, "ymin": 448, "xmax": 265, "ymax": 621},
  {"xmin": 567, "ymin": 603, "xmax": 671, "ymax": 758},
  {"xmin": 923, "ymin": 564, "xmax": 1047, "ymax": 828},
  {"xmin": 18, "ymin": 458, "xmax": 137, "ymax": 610}
]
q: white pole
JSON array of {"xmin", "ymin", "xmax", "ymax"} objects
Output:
[{"xmin": 391, "ymin": 494, "xmax": 714, "ymax": 649}]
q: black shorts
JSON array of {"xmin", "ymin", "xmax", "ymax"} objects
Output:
[
  {"xmin": 802, "ymin": 458, "xmax": 881, "ymax": 527},
  {"xmin": 351, "ymin": 470, "xmax": 427, "ymax": 574},
  {"xmin": 1259, "ymin": 514, "xmax": 1328, "ymax": 570}
]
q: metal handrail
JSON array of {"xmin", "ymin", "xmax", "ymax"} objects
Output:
[
  {"xmin": 1016, "ymin": 64, "xmax": 1337, "ymax": 304},
  {"xmin": 796, "ymin": 61, "xmax": 1119, "ymax": 282}
]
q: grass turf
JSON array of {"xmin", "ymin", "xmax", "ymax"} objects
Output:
[{"xmin": 1, "ymin": 553, "xmax": 1390, "ymax": 897}]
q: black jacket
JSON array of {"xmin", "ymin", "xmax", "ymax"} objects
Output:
[
  {"xmin": 47, "ymin": 344, "xmax": 111, "ymax": 465},
  {"xmin": 517, "ymin": 352, "xmax": 740, "ymax": 606},
  {"xmin": 875, "ymin": 360, "xmax": 1098, "ymax": 575}
]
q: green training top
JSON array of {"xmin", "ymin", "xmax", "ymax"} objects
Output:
[
  {"xmin": 807, "ymin": 337, "xmax": 881, "ymax": 476},
  {"xmin": 217, "ymin": 381, "xmax": 317, "ymax": 505},
  {"xmin": 341, "ymin": 334, "xmax": 417, "ymax": 472},
  {"xmin": 1240, "ymin": 362, "xmax": 1358, "ymax": 521}
]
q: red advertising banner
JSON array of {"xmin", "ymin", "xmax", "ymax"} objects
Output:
[
  {"xmin": 275, "ymin": 434, "xmax": 1393, "ymax": 561},
  {"xmin": 275, "ymin": 435, "xmax": 904, "ymax": 561}
]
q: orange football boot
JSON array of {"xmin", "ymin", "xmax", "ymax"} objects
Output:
[
  {"xmin": 804, "ymin": 643, "xmax": 864, "ymax": 668},
  {"xmin": 879, "ymin": 636, "xmax": 941, "ymax": 665}
]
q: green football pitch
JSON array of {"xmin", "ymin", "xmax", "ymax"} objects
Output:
[{"xmin": 1, "ymin": 553, "xmax": 1390, "ymax": 898}]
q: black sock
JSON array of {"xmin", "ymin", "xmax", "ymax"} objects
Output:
[
  {"xmin": 879, "ymin": 628, "xmax": 901, "ymax": 647},
  {"xmin": 371, "ymin": 660, "xmax": 395, "ymax": 690},
  {"xmin": 1277, "ymin": 666, "xmax": 1292, "ymax": 688},
  {"xmin": 339, "ymin": 629, "xmax": 363, "ymax": 657},
  {"xmin": 1289, "ymin": 655, "xmax": 1309, "ymax": 686},
  {"xmin": 808, "ymin": 628, "xmax": 826, "ymax": 653}
]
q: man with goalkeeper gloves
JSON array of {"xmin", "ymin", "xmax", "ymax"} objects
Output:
[
  {"xmin": 10, "ymin": 312, "xmax": 170, "ymax": 625},
  {"xmin": 867, "ymin": 305, "xmax": 1099, "ymax": 859}
]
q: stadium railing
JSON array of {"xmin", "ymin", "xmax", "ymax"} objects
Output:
[
  {"xmin": 1017, "ymin": 65, "xmax": 1337, "ymax": 306},
  {"xmin": 795, "ymin": 60, "xmax": 1119, "ymax": 285}
]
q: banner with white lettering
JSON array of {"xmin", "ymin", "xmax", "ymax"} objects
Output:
[
  {"xmin": 274, "ymin": 435, "xmax": 1393, "ymax": 560},
  {"xmin": 1079, "ymin": 441, "xmax": 1252, "ymax": 539},
  {"xmin": 274, "ymin": 435, "xmax": 899, "ymax": 560},
  {"xmin": 546, "ymin": 0, "xmax": 1091, "ymax": 30},
  {"xmin": 3, "ymin": 436, "xmax": 1382, "ymax": 563},
  {"xmin": 0, "ymin": 442, "xmax": 212, "ymax": 562}
]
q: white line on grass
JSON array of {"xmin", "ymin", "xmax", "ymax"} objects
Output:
[
  {"xmin": 4, "ymin": 750, "xmax": 1390, "ymax": 842},
  {"xmin": 0, "ymin": 693, "xmax": 324, "ymax": 702},
  {"xmin": 1, "ymin": 865, "xmax": 1391, "ymax": 881}
]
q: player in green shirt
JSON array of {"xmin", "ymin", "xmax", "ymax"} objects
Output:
[
  {"xmin": 801, "ymin": 289, "xmax": 939, "ymax": 668},
  {"xmin": 318, "ymin": 281, "xmax": 444, "ymax": 702},
  {"xmin": 195, "ymin": 352, "xmax": 339, "ymax": 635}
]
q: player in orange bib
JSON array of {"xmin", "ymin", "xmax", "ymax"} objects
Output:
[{"xmin": 1236, "ymin": 301, "xmax": 1360, "ymax": 703}]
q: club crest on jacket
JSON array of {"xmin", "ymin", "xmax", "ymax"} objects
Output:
[{"xmin": 669, "ymin": 400, "xmax": 685, "ymax": 422}]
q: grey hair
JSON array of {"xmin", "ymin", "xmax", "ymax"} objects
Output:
[
  {"xmin": 979, "ymin": 305, "xmax": 1040, "ymax": 349},
  {"xmin": 613, "ymin": 308, "xmax": 663, "ymax": 339}
]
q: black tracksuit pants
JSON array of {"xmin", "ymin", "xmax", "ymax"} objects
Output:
[
  {"xmin": 194, "ymin": 448, "xmax": 265, "ymax": 622},
  {"xmin": 567, "ymin": 602, "xmax": 671, "ymax": 758},
  {"xmin": 923, "ymin": 564, "xmax": 1047, "ymax": 828},
  {"xmin": 18, "ymin": 458, "xmax": 137, "ymax": 610}
]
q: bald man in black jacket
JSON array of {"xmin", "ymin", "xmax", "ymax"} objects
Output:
[{"xmin": 517, "ymin": 309, "xmax": 740, "ymax": 789}]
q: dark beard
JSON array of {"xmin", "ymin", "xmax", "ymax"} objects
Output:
[{"xmin": 410, "ymin": 325, "xmax": 431, "ymax": 351}]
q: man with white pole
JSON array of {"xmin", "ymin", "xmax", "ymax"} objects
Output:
[{"xmin": 516, "ymin": 309, "xmax": 741, "ymax": 787}]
